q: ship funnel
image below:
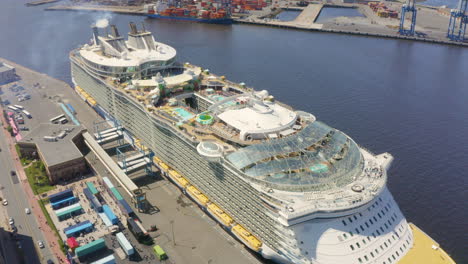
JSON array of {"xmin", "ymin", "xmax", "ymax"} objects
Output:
[
  {"xmin": 92, "ymin": 25, "xmax": 100, "ymax": 45},
  {"xmin": 129, "ymin": 22, "xmax": 138, "ymax": 34},
  {"xmin": 110, "ymin": 25, "xmax": 120, "ymax": 38}
]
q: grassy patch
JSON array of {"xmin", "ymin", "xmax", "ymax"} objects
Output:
[
  {"xmin": 38, "ymin": 199, "xmax": 66, "ymax": 254},
  {"xmin": 24, "ymin": 160, "xmax": 55, "ymax": 195},
  {"xmin": 14, "ymin": 144, "xmax": 33, "ymax": 166}
]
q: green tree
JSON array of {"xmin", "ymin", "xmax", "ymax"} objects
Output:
[{"xmin": 6, "ymin": 125, "xmax": 13, "ymax": 136}]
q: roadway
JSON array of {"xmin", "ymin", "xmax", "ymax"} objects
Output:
[{"xmin": 0, "ymin": 124, "xmax": 55, "ymax": 263}]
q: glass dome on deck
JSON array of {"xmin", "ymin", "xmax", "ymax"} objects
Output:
[{"xmin": 226, "ymin": 121, "xmax": 364, "ymax": 192}]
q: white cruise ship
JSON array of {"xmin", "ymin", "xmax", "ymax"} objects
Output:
[{"xmin": 69, "ymin": 23, "xmax": 456, "ymax": 264}]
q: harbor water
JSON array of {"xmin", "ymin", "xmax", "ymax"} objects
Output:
[
  {"xmin": 0, "ymin": 0, "xmax": 467, "ymax": 263},
  {"xmin": 275, "ymin": 10, "xmax": 300, "ymax": 21}
]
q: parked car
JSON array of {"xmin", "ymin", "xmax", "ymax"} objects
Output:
[
  {"xmin": 3, "ymin": 200, "xmax": 8, "ymax": 206},
  {"xmin": 37, "ymin": 240, "xmax": 44, "ymax": 249},
  {"xmin": 19, "ymin": 126, "xmax": 29, "ymax": 131},
  {"xmin": 25, "ymin": 208, "xmax": 30, "ymax": 214},
  {"xmin": 8, "ymin": 217, "xmax": 14, "ymax": 226},
  {"xmin": 10, "ymin": 171, "xmax": 16, "ymax": 176}
]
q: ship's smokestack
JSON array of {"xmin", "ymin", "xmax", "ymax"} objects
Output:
[
  {"xmin": 92, "ymin": 25, "xmax": 100, "ymax": 45},
  {"xmin": 110, "ymin": 25, "xmax": 120, "ymax": 38},
  {"xmin": 129, "ymin": 22, "xmax": 138, "ymax": 34}
]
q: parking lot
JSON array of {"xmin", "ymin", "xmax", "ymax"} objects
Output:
[{"xmin": 0, "ymin": 81, "xmax": 71, "ymax": 134}]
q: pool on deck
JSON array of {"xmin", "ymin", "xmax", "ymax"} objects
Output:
[
  {"xmin": 196, "ymin": 114, "xmax": 214, "ymax": 125},
  {"xmin": 209, "ymin": 95, "xmax": 226, "ymax": 102},
  {"xmin": 173, "ymin": 107, "xmax": 195, "ymax": 120}
]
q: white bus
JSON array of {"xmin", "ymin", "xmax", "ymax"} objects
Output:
[
  {"xmin": 50, "ymin": 114, "xmax": 66, "ymax": 124},
  {"xmin": 22, "ymin": 110, "xmax": 32, "ymax": 119},
  {"xmin": 58, "ymin": 117, "xmax": 68, "ymax": 124},
  {"xmin": 13, "ymin": 105, "xmax": 24, "ymax": 110},
  {"xmin": 7, "ymin": 106, "xmax": 18, "ymax": 112}
]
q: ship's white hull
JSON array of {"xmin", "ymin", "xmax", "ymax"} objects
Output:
[{"xmin": 70, "ymin": 58, "xmax": 415, "ymax": 264}]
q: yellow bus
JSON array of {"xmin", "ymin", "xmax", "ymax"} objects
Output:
[{"xmin": 153, "ymin": 245, "xmax": 167, "ymax": 260}]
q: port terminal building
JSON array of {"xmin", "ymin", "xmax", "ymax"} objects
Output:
[{"xmin": 17, "ymin": 123, "xmax": 88, "ymax": 183}]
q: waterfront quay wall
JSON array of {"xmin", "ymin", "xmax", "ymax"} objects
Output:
[
  {"xmin": 234, "ymin": 19, "xmax": 468, "ymax": 48},
  {"xmin": 42, "ymin": 3, "xmax": 467, "ymax": 47}
]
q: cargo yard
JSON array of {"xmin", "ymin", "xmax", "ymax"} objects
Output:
[
  {"xmin": 35, "ymin": 0, "xmax": 468, "ymax": 46},
  {"xmin": 237, "ymin": 0, "xmax": 468, "ymax": 46},
  {"xmin": 0, "ymin": 58, "xmax": 262, "ymax": 264}
]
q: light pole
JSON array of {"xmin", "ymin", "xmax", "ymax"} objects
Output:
[{"xmin": 170, "ymin": 220, "xmax": 176, "ymax": 246}]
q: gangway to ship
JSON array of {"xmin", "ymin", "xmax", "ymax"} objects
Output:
[
  {"xmin": 82, "ymin": 131, "xmax": 147, "ymax": 211},
  {"xmin": 96, "ymin": 131, "xmax": 123, "ymax": 144},
  {"xmin": 122, "ymin": 158, "xmax": 151, "ymax": 173},
  {"xmin": 117, "ymin": 137, "xmax": 153, "ymax": 175},
  {"xmin": 117, "ymin": 153, "xmax": 145, "ymax": 167},
  {"xmin": 96, "ymin": 130, "xmax": 121, "ymax": 139},
  {"xmin": 93, "ymin": 119, "xmax": 124, "ymax": 145},
  {"xmin": 94, "ymin": 126, "xmax": 122, "ymax": 139},
  {"xmin": 118, "ymin": 157, "xmax": 150, "ymax": 169}
]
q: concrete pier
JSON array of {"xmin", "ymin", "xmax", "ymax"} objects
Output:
[
  {"xmin": 235, "ymin": 2, "xmax": 468, "ymax": 47},
  {"xmin": 45, "ymin": 5, "xmax": 145, "ymax": 15},
  {"xmin": 26, "ymin": 0, "xmax": 62, "ymax": 6},
  {"xmin": 294, "ymin": 4, "xmax": 323, "ymax": 25}
]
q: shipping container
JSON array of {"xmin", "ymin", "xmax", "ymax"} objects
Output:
[
  {"xmin": 48, "ymin": 189, "xmax": 73, "ymax": 203},
  {"xmin": 90, "ymin": 254, "xmax": 115, "ymax": 264},
  {"xmin": 118, "ymin": 199, "xmax": 135, "ymax": 217},
  {"xmin": 75, "ymin": 238, "xmax": 106, "ymax": 258},
  {"xmin": 83, "ymin": 187, "xmax": 102, "ymax": 212},
  {"xmin": 116, "ymin": 232, "xmax": 135, "ymax": 256},
  {"xmin": 64, "ymin": 220, "xmax": 94, "ymax": 238},
  {"xmin": 55, "ymin": 203, "xmax": 83, "ymax": 221},
  {"xmin": 102, "ymin": 205, "xmax": 119, "ymax": 225},
  {"xmin": 102, "ymin": 177, "xmax": 114, "ymax": 189},
  {"xmin": 51, "ymin": 196, "xmax": 77, "ymax": 210},
  {"xmin": 86, "ymin": 182, "xmax": 99, "ymax": 195},
  {"xmin": 110, "ymin": 187, "xmax": 123, "ymax": 201}
]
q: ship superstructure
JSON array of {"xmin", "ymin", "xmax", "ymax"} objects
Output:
[{"xmin": 70, "ymin": 23, "xmax": 455, "ymax": 264}]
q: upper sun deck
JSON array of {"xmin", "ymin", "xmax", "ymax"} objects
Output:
[
  {"xmin": 78, "ymin": 22, "xmax": 176, "ymax": 70},
  {"xmin": 79, "ymin": 41, "xmax": 176, "ymax": 68}
]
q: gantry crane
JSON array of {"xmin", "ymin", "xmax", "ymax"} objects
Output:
[
  {"xmin": 399, "ymin": 0, "xmax": 417, "ymax": 36},
  {"xmin": 447, "ymin": 0, "xmax": 468, "ymax": 41}
]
